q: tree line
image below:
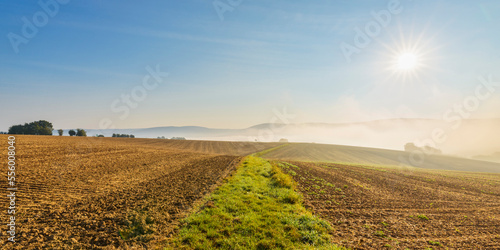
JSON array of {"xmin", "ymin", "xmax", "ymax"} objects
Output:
[
  {"xmin": 7, "ymin": 120, "xmax": 87, "ymax": 137},
  {"xmin": 65, "ymin": 129, "xmax": 87, "ymax": 137},
  {"xmin": 5, "ymin": 120, "xmax": 142, "ymax": 139},
  {"xmin": 8, "ymin": 120, "xmax": 54, "ymax": 135}
]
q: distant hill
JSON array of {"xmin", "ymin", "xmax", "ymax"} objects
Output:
[
  {"xmin": 54, "ymin": 118, "xmax": 500, "ymax": 158},
  {"xmin": 473, "ymin": 152, "xmax": 500, "ymax": 164},
  {"xmin": 55, "ymin": 127, "xmax": 241, "ymax": 139}
]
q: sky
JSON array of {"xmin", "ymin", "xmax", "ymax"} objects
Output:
[{"xmin": 1, "ymin": 0, "xmax": 500, "ymax": 131}]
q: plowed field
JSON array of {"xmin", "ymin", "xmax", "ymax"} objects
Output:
[
  {"xmin": 127, "ymin": 138, "xmax": 282, "ymax": 156},
  {"xmin": 261, "ymin": 143, "xmax": 500, "ymax": 173},
  {"xmin": 3, "ymin": 135, "xmax": 499, "ymax": 249},
  {"xmin": 0, "ymin": 135, "xmax": 243, "ymax": 249},
  {"xmin": 280, "ymin": 161, "xmax": 500, "ymax": 249}
]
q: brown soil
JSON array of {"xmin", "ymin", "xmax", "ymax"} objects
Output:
[
  {"xmin": 281, "ymin": 161, "xmax": 500, "ymax": 249},
  {"xmin": 0, "ymin": 135, "xmax": 242, "ymax": 249},
  {"xmin": 119, "ymin": 138, "xmax": 282, "ymax": 156}
]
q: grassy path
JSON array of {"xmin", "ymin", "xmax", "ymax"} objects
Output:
[{"xmin": 167, "ymin": 156, "xmax": 342, "ymax": 249}]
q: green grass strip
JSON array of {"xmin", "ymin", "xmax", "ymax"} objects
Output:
[
  {"xmin": 167, "ymin": 156, "xmax": 342, "ymax": 250},
  {"xmin": 253, "ymin": 144, "xmax": 290, "ymax": 158}
]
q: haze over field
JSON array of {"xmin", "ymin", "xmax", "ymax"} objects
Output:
[
  {"xmin": 68, "ymin": 118, "xmax": 500, "ymax": 158},
  {"xmin": 2, "ymin": 1, "xmax": 500, "ymax": 248},
  {"xmin": 2, "ymin": 1, "xmax": 500, "ymax": 140},
  {"xmin": 1, "ymin": 0, "xmax": 499, "ymax": 168}
]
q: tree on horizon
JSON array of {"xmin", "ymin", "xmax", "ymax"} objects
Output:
[
  {"xmin": 8, "ymin": 120, "xmax": 53, "ymax": 135},
  {"xmin": 76, "ymin": 129, "xmax": 87, "ymax": 137}
]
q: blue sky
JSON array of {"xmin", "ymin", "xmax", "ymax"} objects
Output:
[{"xmin": 1, "ymin": 0, "xmax": 500, "ymax": 131}]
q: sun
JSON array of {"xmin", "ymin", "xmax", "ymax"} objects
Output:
[
  {"xmin": 376, "ymin": 26, "xmax": 441, "ymax": 85},
  {"xmin": 397, "ymin": 53, "xmax": 418, "ymax": 70},
  {"xmin": 385, "ymin": 50, "xmax": 423, "ymax": 83}
]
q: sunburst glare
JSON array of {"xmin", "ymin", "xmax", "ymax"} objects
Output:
[{"xmin": 376, "ymin": 23, "xmax": 442, "ymax": 86}]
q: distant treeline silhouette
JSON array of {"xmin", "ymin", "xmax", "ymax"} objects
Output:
[
  {"xmin": 7, "ymin": 120, "xmax": 89, "ymax": 137},
  {"xmin": 67, "ymin": 129, "xmax": 87, "ymax": 137},
  {"xmin": 8, "ymin": 120, "xmax": 53, "ymax": 135}
]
